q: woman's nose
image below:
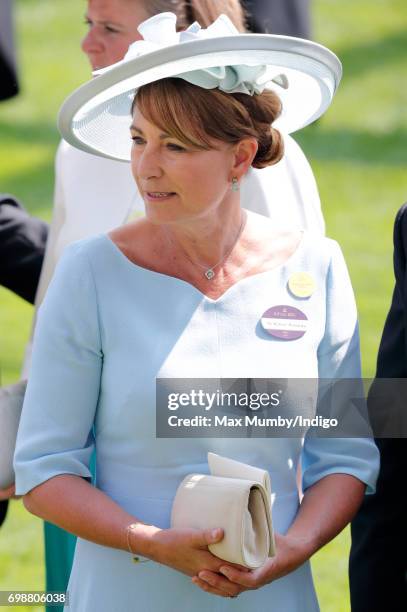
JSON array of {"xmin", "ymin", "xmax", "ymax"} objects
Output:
[
  {"xmin": 81, "ymin": 28, "xmax": 103, "ymax": 57},
  {"xmin": 135, "ymin": 146, "xmax": 163, "ymax": 180}
]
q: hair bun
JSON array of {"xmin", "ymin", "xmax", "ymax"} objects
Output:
[{"xmin": 253, "ymin": 125, "xmax": 284, "ymax": 169}]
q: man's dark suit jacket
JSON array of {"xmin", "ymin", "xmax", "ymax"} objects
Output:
[
  {"xmin": 349, "ymin": 204, "xmax": 407, "ymax": 611},
  {"xmin": 0, "ymin": 194, "xmax": 48, "ymax": 303},
  {"xmin": 242, "ymin": 0, "xmax": 311, "ymax": 38},
  {"xmin": 0, "ymin": 195, "xmax": 48, "ymax": 527}
]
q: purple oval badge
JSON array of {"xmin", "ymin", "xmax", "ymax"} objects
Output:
[{"xmin": 261, "ymin": 305, "xmax": 308, "ymax": 340}]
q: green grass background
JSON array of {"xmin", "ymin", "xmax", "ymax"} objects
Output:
[{"xmin": 0, "ymin": 1, "xmax": 406, "ymax": 610}]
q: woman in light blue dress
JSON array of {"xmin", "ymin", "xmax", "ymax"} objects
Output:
[{"xmin": 14, "ymin": 13, "xmax": 379, "ymax": 611}]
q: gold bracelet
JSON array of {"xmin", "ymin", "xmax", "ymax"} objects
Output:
[{"xmin": 126, "ymin": 523, "xmax": 151, "ymax": 564}]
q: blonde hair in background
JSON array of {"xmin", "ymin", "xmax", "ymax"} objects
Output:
[{"xmin": 142, "ymin": 0, "xmax": 247, "ymax": 31}]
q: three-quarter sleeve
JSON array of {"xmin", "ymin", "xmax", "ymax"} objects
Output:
[
  {"xmin": 301, "ymin": 240, "xmax": 380, "ymax": 494},
  {"xmin": 14, "ymin": 242, "xmax": 103, "ymax": 495}
]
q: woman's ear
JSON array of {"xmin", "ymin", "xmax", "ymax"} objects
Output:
[{"xmin": 231, "ymin": 138, "xmax": 258, "ymax": 180}]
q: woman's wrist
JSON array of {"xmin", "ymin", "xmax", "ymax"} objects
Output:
[
  {"xmin": 256, "ymin": 532, "xmax": 315, "ymax": 587},
  {"xmin": 284, "ymin": 532, "xmax": 317, "ymax": 561},
  {"xmin": 284, "ymin": 527, "xmax": 320, "ymax": 565},
  {"xmin": 285, "ymin": 521, "xmax": 332, "ymax": 560},
  {"xmin": 127, "ymin": 522, "xmax": 162, "ymax": 560}
]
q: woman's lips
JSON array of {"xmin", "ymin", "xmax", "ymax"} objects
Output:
[{"xmin": 145, "ymin": 192, "xmax": 176, "ymax": 201}]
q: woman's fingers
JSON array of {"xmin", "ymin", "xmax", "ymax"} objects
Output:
[
  {"xmin": 159, "ymin": 527, "xmax": 250, "ymax": 579},
  {"xmin": 193, "ymin": 527, "xmax": 224, "ymax": 548},
  {"xmin": 225, "ymin": 561, "xmax": 251, "ymax": 572},
  {"xmin": 218, "ymin": 565, "xmax": 263, "ymax": 588},
  {"xmin": 197, "ymin": 571, "xmax": 245, "ymax": 596},
  {"xmin": 189, "ymin": 527, "xmax": 249, "ymax": 571},
  {"xmin": 192, "ymin": 575, "xmax": 239, "ymax": 598}
]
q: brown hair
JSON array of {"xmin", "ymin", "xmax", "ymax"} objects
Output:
[
  {"xmin": 141, "ymin": 0, "xmax": 247, "ymax": 32},
  {"xmin": 133, "ymin": 78, "xmax": 284, "ymax": 168}
]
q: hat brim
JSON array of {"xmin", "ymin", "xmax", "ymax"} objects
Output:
[{"xmin": 58, "ymin": 34, "xmax": 342, "ymax": 162}]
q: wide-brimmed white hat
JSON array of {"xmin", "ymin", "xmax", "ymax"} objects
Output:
[{"xmin": 58, "ymin": 12, "xmax": 342, "ymax": 162}]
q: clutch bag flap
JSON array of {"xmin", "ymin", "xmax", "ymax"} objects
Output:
[
  {"xmin": 208, "ymin": 451, "xmax": 271, "ymax": 493},
  {"xmin": 208, "ymin": 452, "xmax": 275, "ymax": 556}
]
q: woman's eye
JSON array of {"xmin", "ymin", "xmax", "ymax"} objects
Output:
[
  {"xmin": 131, "ymin": 136, "xmax": 145, "ymax": 145},
  {"xmin": 105, "ymin": 25, "xmax": 120, "ymax": 33},
  {"xmin": 83, "ymin": 19, "xmax": 119, "ymax": 34},
  {"xmin": 166, "ymin": 143, "xmax": 185, "ymax": 152}
]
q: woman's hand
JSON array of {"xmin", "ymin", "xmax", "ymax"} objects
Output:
[
  {"xmin": 0, "ymin": 484, "xmax": 19, "ymax": 501},
  {"xmin": 192, "ymin": 474, "xmax": 367, "ymax": 598},
  {"xmin": 149, "ymin": 526, "xmax": 249, "ymax": 595},
  {"xmin": 192, "ymin": 532, "xmax": 312, "ymax": 598}
]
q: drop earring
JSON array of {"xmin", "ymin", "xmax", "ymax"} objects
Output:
[{"xmin": 231, "ymin": 177, "xmax": 240, "ymax": 192}]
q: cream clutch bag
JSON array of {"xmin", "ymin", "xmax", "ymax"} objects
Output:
[{"xmin": 171, "ymin": 452, "xmax": 275, "ymax": 569}]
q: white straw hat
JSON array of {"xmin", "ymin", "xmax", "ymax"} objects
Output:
[{"xmin": 58, "ymin": 12, "xmax": 342, "ymax": 162}]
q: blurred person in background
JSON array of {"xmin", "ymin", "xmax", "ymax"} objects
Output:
[
  {"xmin": 3, "ymin": 0, "xmax": 323, "ymax": 606},
  {"xmin": 0, "ymin": 1, "xmax": 48, "ymax": 528},
  {"xmin": 242, "ymin": 0, "xmax": 311, "ymax": 38},
  {"xmin": 0, "ymin": 192, "xmax": 48, "ymax": 528},
  {"xmin": 0, "ymin": 0, "xmax": 19, "ymax": 101},
  {"xmin": 350, "ymin": 203, "xmax": 407, "ymax": 612}
]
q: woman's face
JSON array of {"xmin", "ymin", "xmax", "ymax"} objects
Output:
[
  {"xmin": 82, "ymin": 0, "xmax": 149, "ymax": 70},
  {"xmin": 130, "ymin": 107, "xmax": 237, "ymax": 225}
]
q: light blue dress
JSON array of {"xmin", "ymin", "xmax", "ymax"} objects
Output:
[{"xmin": 14, "ymin": 232, "xmax": 379, "ymax": 612}]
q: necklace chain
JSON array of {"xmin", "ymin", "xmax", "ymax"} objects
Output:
[{"xmin": 169, "ymin": 211, "xmax": 247, "ymax": 281}]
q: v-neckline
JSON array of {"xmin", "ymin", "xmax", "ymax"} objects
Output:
[{"xmin": 101, "ymin": 231, "xmax": 307, "ymax": 304}]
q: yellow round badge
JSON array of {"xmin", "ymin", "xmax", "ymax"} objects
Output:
[{"xmin": 288, "ymin": 272, "xmax": 316, "ymax": 298}]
